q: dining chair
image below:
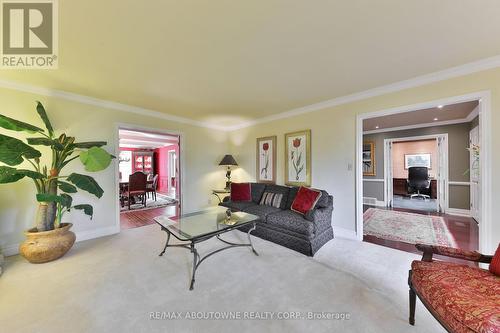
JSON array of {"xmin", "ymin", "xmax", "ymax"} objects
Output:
[
  {"xmin": 146, "ymin": 174, "xmax": 159, "ymax": 201},
  {"xmin": 124, "ymin": 171, "xmax": 148, "ymax": 209}
]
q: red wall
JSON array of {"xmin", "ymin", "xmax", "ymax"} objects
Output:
[{"xmin": 154, "ymin": 144, "xmax": 179, "ymax": 194}]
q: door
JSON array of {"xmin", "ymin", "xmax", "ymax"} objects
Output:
[
  {"xmin": 384, "ymin": 140, "xmax": 394, "ymax": 207},
  {"xmin": 436, "ymin": 136, "xmax": 448, "ymax": 213},
  {"xmin": 469, "ymin": 126, "xmax": 480, "ymax": 222}
]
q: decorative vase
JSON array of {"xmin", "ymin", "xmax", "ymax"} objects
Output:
[{"xmin": 19, "ymin": 223, "xmax": 76, "ymax": 264}]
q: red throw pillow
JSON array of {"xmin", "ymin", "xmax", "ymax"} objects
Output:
[
  {"xmin": 489, "ymin": 243, "xmax": 500, "ymax": 276},
  {"xmin": 231, "ymin": 183, "xmax": 251, "ymax": 202},
  {"xmin": 291, "ymin": 186, "xmax": 322, "ymax": 216}
]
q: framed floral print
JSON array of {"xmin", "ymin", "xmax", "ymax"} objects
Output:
[
  {"xmin": 256, "ymin": 136, "xmax": 276, "ymax": 183},
  {"xmin": 285, "ymin": 130, "xmax": 311, "ymax": 186}
]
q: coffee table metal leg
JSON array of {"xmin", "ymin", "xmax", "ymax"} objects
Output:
[
  {"xmin": 189, "ymin": 242, "xmax": 199, "ymax": 290},
  {"xmin": 159, "ymin": 230, "xmax": 171, "ymax": 256},
  {"xmin": 247, "ymin": 223, "xmax": 259, "ymax": 256}
]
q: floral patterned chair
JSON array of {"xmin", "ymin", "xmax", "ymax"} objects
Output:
[{"xmin": 408, "ymin": 244, "xmax": 500, "ymax": 333}]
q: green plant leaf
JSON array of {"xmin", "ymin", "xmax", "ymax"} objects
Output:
[
  {"xmin": 36, "ymin": 101, "xmax": 54, "ymax": 137},
  {"xmin": 27, "ymin": 137, "xmax": 64, "ymax": 150},
  {"xmin": 67, "ymin": 173, "xmax": 104, "ymax": 198},
  {"xmin": 0, "ymin": 166, "xmax": 25, "ymax": 183},
  {"xmin": 73, "ymin": 204, "xmax": 93, "ymax": 219},
  {"xmin": 0, "ymin": 114, "xmax": 44, "ymax": 133},
  {"xmin": 16, "ymin": 169, "xmax": 45, "ymax": 179},
  {"xmin": 0, "ymin": 134, "xmax": 42, "ymax": 165},
  {"xmin": 58, "ymin": 181, "xmax": 77, "ymax": 193},
  {"xmin": 79, "ymin": 147, "xmax": 112, "ymax": 172},
  {"xmin": 59, "ymin": 193, "xmax": 73, "ymax": 209},
  {"xmin": 73, "ymin": 141, "xmax": 107, "ymax": 149},
  {"xmin": 36, "ymin": 193, "xmax": 64, "ymax": 203}
]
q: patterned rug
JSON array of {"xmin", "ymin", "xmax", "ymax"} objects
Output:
[
  {"xmin": 120, "ymin": 193, "xmax": 178, "ymax": 212},
  {"xmin": 363, "ymin": 208, "xmax": 457, "ymax": 247}
]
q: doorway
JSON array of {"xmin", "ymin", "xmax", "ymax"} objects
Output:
[
  {"xmin": 356, "ymin": 92, "xmax": 492, "ymax": 254},
  {"xmin": 117, "ymin": 126, "xmax": 182, "ymax": 230}
]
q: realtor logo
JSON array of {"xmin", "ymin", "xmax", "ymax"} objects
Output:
[{"xmin": 1, "ymin": 0, "xmax": 58, "ymax": 68}]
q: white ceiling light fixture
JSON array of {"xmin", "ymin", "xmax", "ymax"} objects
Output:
[
  {"xmin": 375, "ymin": 125, "xmax": 379, "ymax": 129},
  {"xmin": 434, "ymin": 117, "xmax": 439, "ymax": 121},
  {"xmin": 437, "ymin": 105, "xmax": 444, "ymax": 109}
]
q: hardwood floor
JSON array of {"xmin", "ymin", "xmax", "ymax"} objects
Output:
[
  {"xmin": 363, "ymin": 205, "xmax": 479, "ymax": 262},
  {"xmin": 120, "ymin": 205, "xmax": 178, "ymax": 230}
]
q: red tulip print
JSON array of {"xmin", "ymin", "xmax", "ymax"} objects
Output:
[
  {"xmin": 291, "ymin": 137, "xmax": 303, "ymax": 180},
  {"xmin": 260, "ymin": 142, "xmax": 270, "ymax": 179}
]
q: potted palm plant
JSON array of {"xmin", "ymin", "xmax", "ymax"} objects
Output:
[{"xmin": 0, "ymin": 102, "xmax": 114, "ymax": 263}]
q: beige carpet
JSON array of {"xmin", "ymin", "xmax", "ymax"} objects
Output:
[{"xmin": 0, "ymin": 225, "xmax": 444, "ymax": 332}]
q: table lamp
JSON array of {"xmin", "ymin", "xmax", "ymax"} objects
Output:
[{"xmin": 219, "ymin": 155, "xmax": 238, "ymax": 190}]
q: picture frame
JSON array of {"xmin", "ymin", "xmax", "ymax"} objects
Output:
[
  {"xmin": 363, "ymin": 141, "xmax": 376, "ymax": 176},
  {"xmin": 285, "ymin": 130, "xmax": 311, "ymax": 186},
  {"xmin": 256, "ymin": 136, "xmax": 277, "ymax": 183},
  {"xmin": 405, "ymin": 153, "xmax": 431, "ymax": 169}
]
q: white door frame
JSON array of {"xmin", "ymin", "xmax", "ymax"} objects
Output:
[
  {"xmin": 114, "ymin": 123, "xmax": 186, "ymax": 232},
  {"xmin": 356, "ymin": 91, "xmax": 493, "ymax": 254},
  {"xmin": 382, "ymin": 134, "xmax": 448, "ymax": 212}
]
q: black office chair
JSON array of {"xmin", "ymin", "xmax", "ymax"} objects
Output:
[{"xmin": 407, "ymin": 167, "xmax": 431, "ymax": 200}]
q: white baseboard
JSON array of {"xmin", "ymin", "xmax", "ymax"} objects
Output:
[
  {"xmin": 447, "ymin": 208, "xmax": 471, "ymax": 217},
  {"xmin": 334, "ymin": 227, "xmax": 359, "ymax": 241},
  {"xmin": 363, "ymin": 197, "xmax": 385, "ymax": 207},
  {"xmin": 2, "ymin": 225, "xmax": 120, "ymax": 257}
]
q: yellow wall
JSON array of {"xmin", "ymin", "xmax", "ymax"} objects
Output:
[
  {"xmin": 0, "ymin": 88, "xmax": 229, "ymax": 253},
  {"xmin": 229, "ymin": 67, "xmax": 500, "ymax": 251}
]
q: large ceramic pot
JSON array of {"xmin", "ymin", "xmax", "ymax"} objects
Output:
[{"xmin": 19, "ymin": 223, "xmax": 76, "ymax": 263}]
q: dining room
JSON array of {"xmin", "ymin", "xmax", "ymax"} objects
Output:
[{"xmin": 118, "ymin": 128, "xmax": 180, "ymax": 229}]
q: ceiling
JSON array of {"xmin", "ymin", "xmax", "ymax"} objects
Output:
[
  {"xmin": 363, "ymin": 100, "xmax": 478, "ymax": 132},
  {"xmin": 1, "ymin": 1, "xmax": 500, "ymax": 127},
  {"xmin": 119, "ymin": 129, "xmax": 179, "ymax": 149}
]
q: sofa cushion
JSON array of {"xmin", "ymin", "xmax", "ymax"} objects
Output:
[
  {"xmin": 219, "ymin": 201, "xmax": 256, "ymax": 211},
  {"xmin": 262, "ymin": 184, "xmax": 289, "ymax": 209},
  {"xmin": 411, "ymin": 260, "xmax": 500, "ymax": 333},
  {"xmin": 250, "ymin": 183, "xmax": 266, "ymax": 203},
  {"xmin": 291, "ymin": 187, "xmax": 322, "ymax": 215},
  {"xmin": 242, "ymin": 205, "xmax": 281, "ymax": 221},
  {"xmin": 489, "ymin": 243, "xmax": 500, "ymax": 276},
  {"xmin": 315, "ymin": 190, "xmax": 331, "ymax": 208},
  {"xmin": 285, "ymin": 186, "xmax": 299, "ymax": 209},
  {"xmin": 266, "ymin": 210, "xmax": 315, "ymax": 236},
  {"xmin": 231, "ymin": 183, "xmax": 251, "ymax": 202},
  {"xmin": 259, "ymin": 192, "xmax": 284, "ymax": 208}
]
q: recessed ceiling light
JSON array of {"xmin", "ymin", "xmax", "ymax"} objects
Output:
[
  {"xmin": 375, "ymin": 125, "xmax": 379, "ymax": 129},
  {"xmin": 434, "ymin": 118, "xmax": 439, "ymax": 121},
  {"xmin": 437, "ymin": 105, "xmax": 444, "ymax": 109}
]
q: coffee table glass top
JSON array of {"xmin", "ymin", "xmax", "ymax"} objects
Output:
[{"xmin": 154, "ymin": 206, "xmax": 259, "ymax": 241}]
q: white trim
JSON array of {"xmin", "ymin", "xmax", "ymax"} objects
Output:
[
  {"xmin": 447, "ymin": 208, "xmax": 471, "ymax": 217},
  {"xmin": 228, "ymin": 55, "xmax": 500, "ymax": 131},
  {"xmin": 448, "ymin": 181, "xmax": 471, "ymax": 186},
  {"xmin": 0, "ymin": 79, "xmax": 227, "ymax": 131},
  {"xmin": 363, "ymin": 197, "xmax": 385, "ymax": 207},
  {"xmin": 357, "ymin": 91, "xmax": 492, "ymax": 253},
  {"xmin": 1, "ymin": 55, "xmax": 500, "ymax": 132},
  {"xmin": 363, "ymin": 118, "xmax": 473, "ymax": 135},
  {"xmin": 466, "ymin": 105, "xmax": 480, "ymax": 122},
  {"xmin": 114, "ymin": 123, "xmax": 186, "ymax": 233},
  {"xmin": 362, "ymin": 178, "xmax": 384, "ymax": 182},
  {"xmin": 2, "ymin": 225, "xmax": 120, "ymax": 257},
  {"xmin": 334, "ymin": 227, "xmax": 358, "ymax": 241}
]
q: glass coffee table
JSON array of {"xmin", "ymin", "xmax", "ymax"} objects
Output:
[{"xmin": 154, "ymin": 206, "xmax": 260, "ymax": 290}]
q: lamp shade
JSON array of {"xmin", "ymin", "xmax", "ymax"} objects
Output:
[{"xmin": 219, "ymin": 154, "xmax": 238, "ymax": 166}]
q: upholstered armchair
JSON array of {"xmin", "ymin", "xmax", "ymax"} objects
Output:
[{"xmin": 408, "ymin": 244, "xmax": 499, "ymax": 333}]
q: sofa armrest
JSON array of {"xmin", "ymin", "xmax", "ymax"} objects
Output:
[
  {"xmin": 416, "ymin": 244, "xmax": 493, "ymax": 263},
  {"xmin": 305, "ymin": 196, "xmax": 333, "ymax": 234}
]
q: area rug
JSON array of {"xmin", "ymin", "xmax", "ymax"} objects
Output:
[
  {"xmin": 120, "ymin": 193, "xmax": 177, "ymax": 212},
  {"xmin": 363, "ymin": 208, "xmax": 457, "ymax": 247}
]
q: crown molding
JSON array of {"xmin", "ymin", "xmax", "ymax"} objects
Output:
[
  {"xmin": 0, "ymin": 54, "xmax": 499, "ymax": 132},
  {"xmin": 0, "ymin": 79, "xmax": 227, "ymax": 131},
  {"xmin": 227, "ymin": 55, "xmax": 500, "ymax": 131}
]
